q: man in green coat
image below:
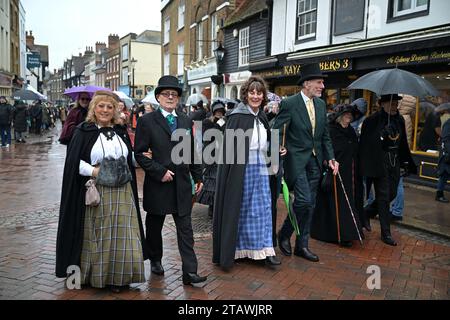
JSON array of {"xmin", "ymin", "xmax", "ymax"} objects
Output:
[{"xmin": 273, "ymin": 63, "xmax": 338, "ymax": 262}]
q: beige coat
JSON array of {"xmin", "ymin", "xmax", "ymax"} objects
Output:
[{"xmin": 398, "ymin": 94, "xmax": 417, "ymax": 147}]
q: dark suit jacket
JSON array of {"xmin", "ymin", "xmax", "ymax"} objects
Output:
[
  {"xmin": 135, "ymin": 110, "xmax": 203, "ymax": 216},
  {"xmin": 273, "ymin": 93, "xmax": 334, "ymax": 189}
]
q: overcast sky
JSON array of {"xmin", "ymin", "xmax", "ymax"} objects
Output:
[{"xmin": 21, "ymin": 0, "xmax": 162, "ymax": 71}]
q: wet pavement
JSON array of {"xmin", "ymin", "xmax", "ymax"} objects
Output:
[{"xmin": 0, "ymin": 124, "xmax": 449, "ymax": 300}]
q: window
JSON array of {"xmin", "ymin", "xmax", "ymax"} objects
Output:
[
  {"xmin": 238, "ymin": 27, "xmax": 249, "ymax": 67},
  {"xmin": 178, "ymin": 0, "xmax": 185, "ymax": 30},
  {"xmin": 296, "ymin": 0, "xmax": 317, "ymax": 40},
  {"xmin": 211, "ymin": 14, "xmax": 218, "ymax": 54},
  {"xmin": 177, "ymin": 43, "xmax": 184, "ymax": 76},
  {"xmin": 122, "ymin": 67, "xmax": 128, "ymax": 85},
  {"xmin": 196, "ymin": 22, "xmax": 204, "ymax": 61},
  {"xmin": 122, "ymin": 44, "xmax": 128, "ymax": 61},
  {"xmin": 164, "ymin": 17, "xmax": 170, "ymax": 44},
  {"xmin": 164, "ymin": 52, "xmax": 170, "ymax": 75},
  {"xmin": 392, "ymin": 0, "xmax": 428, "ymax": 17}
]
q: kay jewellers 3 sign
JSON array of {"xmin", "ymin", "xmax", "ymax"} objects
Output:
[{"xmin": 284, "ymin": 59, "xmax": 352, "ymax": 76}]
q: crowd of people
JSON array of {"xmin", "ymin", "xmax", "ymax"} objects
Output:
[{"xmin": 6, "ymin": 63, "xmax": 445, "ymax": 294}]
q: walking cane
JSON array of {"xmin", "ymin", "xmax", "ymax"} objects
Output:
[
  {"xmin": 337, "ymin": 171, "xmax": 364, "ymax": 246},
  {"xmin": 333, "ymin": 174, "xmax": 341, "ymax": 245}
]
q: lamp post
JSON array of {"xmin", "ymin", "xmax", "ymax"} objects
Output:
[
  {"xmin": 130, "ymin": 58, "xmax": 137, "ymax": 98},
  {"xmin": 213, "ymin": 42, "xmax": 226, "ymax": 97}
]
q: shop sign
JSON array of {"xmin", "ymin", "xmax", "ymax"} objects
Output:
[
  {"xmin": 253, "ymin": 69, "xmax": 283, "ymax": 79},
  {"xmin": 0, "ymin": 73, "xmax": 12, "ymax": 87},
  {"xmin": 284, "ymin": 58, "xmax": 352, "ymax": 76},
  {"xmin": 27, "ymin": 53, "xmax": 41, "ymax": 68},
  {"xmin": 229, "ymin": 71, "xmax": 252, "ymax": 83},
  {"xmin": 187, "ymin": 61, "xmax": 217, "ymax": 81},
  {"xmin": 386, "ymin": 50, "xmax": 450, "ymax": 66}
]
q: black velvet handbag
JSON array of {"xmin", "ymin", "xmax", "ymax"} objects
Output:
[{"xmin": 95, "ymin": 129, "xmax": 133, "ymax": 187}]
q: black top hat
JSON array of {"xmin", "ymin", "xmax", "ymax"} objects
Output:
[
  {"xmin": 297, "ymin": 63, "xmax": 328, "ymax": 85},
  {"xmin": 378, "ymin": 94, "xmax": 403, "ymax": 103},
  {"xmin": 211, "ymin": 101, "xmax": 226, "ymax": 113},
  {"xmin": 331, "ymin": 104, "xmax": 358, "ymax": 122},
  {"xmin": 155, "ymin": 75, "xmax": 183, "ymax": 97}
]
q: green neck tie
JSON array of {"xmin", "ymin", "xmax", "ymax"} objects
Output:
[{"xmin": 166, "ymin": 114, "xmax": 175, "ymax": 126}]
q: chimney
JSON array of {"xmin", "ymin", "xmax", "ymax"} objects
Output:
[
  {"xmin": 26, "ymin": 30, "xmax": 35, "ymax": 48},
  {"xmin": 96, "ymin": 42, "xmax": 106, "ymax": 53},
  {"xmin": 108, "ymin": 34, "xmax": 120, "ymax": 50}
]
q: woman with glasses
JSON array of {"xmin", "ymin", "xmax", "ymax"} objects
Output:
[{"xmin": 59, "ymin": 92, "xmax": 91, "ymax": 145}]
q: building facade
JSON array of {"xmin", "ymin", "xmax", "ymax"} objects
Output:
[
  {"xmin": 106, "ymin": 34, "xmax": 120, "ymax": 91},
  {"xmin": 0, "ymin": 0, "xmax": 12, "ymax": 97}
]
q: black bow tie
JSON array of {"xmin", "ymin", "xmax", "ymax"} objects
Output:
[{"xmin": 100, "ymin": 127, "xmax": 116, "ymax": 141}]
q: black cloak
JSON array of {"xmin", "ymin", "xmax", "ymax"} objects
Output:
[
  {"xmin": 311, "ymin": 122, "xmax": 364, "ymax": 243},
  {"xmin": 212, "ymin": 103, "xmax": 271, "ymax": 269},
  {"xmin": 55, "ymin": 122, "xmax": 148, "ymax": 278}
]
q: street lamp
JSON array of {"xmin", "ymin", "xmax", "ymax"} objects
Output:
[
  {"xmin": 130, "ymin": 58, "xmax": 137, "ymax": 98},
  {"xmin": 213, "ymin": 42, "xmax": 226, "ymax": 97},
  {"xmin": 213, "ymin": 42, "xmax": 225, "ymax": 66}
]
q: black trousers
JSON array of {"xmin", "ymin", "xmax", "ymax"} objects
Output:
[
  {"xmin": 367, "ymin": 153, "xmax": 400, "ymax": 237},
  {"xmin": 145, "ymin": 213, "xmax": 198, "ymax": 274}
]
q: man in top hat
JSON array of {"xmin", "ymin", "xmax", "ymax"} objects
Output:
[
  {"xmin": 273, "ymin": 63, "xmax": 338, "ymax": 262},
  {"xmin": 360, "ymin": 94, "xmax": 417, "ymax": 246},
  {"xmin": 134, "ymin": 75, "xmax": 207, "ymax": 285}
]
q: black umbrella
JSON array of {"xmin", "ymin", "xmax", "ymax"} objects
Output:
[
  {"xmin": 347, "ymin": 68, "xmax": 439, "ymax": 97},
  {"xmin": 12, "ymin": 89, "xmax": 44, "ymax": 101}
]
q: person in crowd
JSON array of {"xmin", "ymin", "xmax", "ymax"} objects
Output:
[
  {"xmin": 118, "ymin": 101, "xmax": 130, "ymax": 126},
  {"xmin": 189, "ymin": 100, "xmax": 208, "ymax": 122},
  {"xmin": 134, "ymin": 75, "xmax": 207, "ymax": 286},
  {"xmin": 41, "ymin": 103, "xmax": 51, "ymax": 131},
  {"xmin": 350, "ymin": 98, "xmax": 368, "ymax": 137},
  {"xmin": 435, "ymin": 103, "xmax": 450, "ymax": 203},
  {"xmin": 311, "ymin": 104, "xmax": 364, "ymax": 247},
  {"xmin": 0, "ymin": 96, "xmax": 13, "ymax": 148},
  {"xmin": 418, "ymin": 100, "xmax": 440, "ymax": 151},
  {"xmin": 273, "ymin": 63, "xmax": 338, "ymax": 262},
  {"xmin": 31, "ymin": 100, "xmax": 43, "ymax": 135},
  {"xmin": 197, "ymin": 100, "xmax": 227, "ymax": 217},
  {"xmin": 13, "ymin": 100, "xmax": 28, "ymax": 143},
  {"xmin": 360, "ymin": 94, "xmax": 417, "ymax": 246},
  {"xmin": 59, "ymin": 105, "xmax": 67, "ymax": 125},
  {"xmin": 55, "ymin": 91, "xmax": 147, "ymax": 293},
  {"xmin": 59, "ymin": 92, "xmax": 91, "ymax": 145},
  {"xmin": 213, "ymin": 76, "xmax": 284, "ymax": 270}
]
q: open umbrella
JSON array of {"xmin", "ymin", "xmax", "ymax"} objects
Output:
[
  {"xmin": 12, "ymin": 86, "xmax": 47, "ymax": 101},
  {"xmin": 347, "ymin": 68, "xmax": 439, "ymax": 97},
  {"xmin": 185, "ymin": 93, "xmax": 208, "ymax": 106},
  {"xmin": 113, "ymin": 91, "xmax": 134, "ymax": 108},
  {"xmin": 267, "ymin": 91, "xmax": 281, "ymax": 103},
  {"xmin": 142, "ymin": 90, "xmax": 159, "ymax": 105},
  {"xmin": 64, "ymin": 85, "xmax": 111, "ymax": 101}
]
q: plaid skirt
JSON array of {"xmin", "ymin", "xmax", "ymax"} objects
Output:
[
  {"xmin": 80, "ymin": 182, "xmax": 145, "ymax": 288},
  {"xmin": 235, "ymin": 151, "xmax": 275, "ymax": 260}
]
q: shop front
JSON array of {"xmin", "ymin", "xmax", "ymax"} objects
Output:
[
  {"xmin": 186, "ymin": 58, "xmax": 217, "ymax": 104},
  {"xmin": 224, "ymin": 71, "xmax": 252, "ymax": 100},
  {"xmin": 0, "ymin": 72, "xmax": 13, "ymax": 98}
]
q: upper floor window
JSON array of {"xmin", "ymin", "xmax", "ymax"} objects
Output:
[
  {"xmin": 164, "ymin": 17, "xmax": 170, "ymax": 45},
  {"xmin": 238, "ymin": 27, "xmax": 250, "ymax": 67},
  {"xmin": 177, "ymin": 42, "xmax": 184, "ymax": 76},
  {"xmin": 122, "ymin": 44, "xmax": 129, "ymax": 61},
  {"xmin": 211, "ymin": 14, "xmax": 218, "ymax": 54},
  {"xmin": 296, "ymin": 0, "xmax": 317, "ymax": 40},
  {"xmin": 178, "ymin": 0, "xmax": 185, "ymax": 30},
  {"xmin": 393, "ymin": 0, "xmax": 428, "ymax": 17},
  {"xmin": 164, "ymin": 51, "xmax": 170, "ymax": 75},
  {"xmin": 197, "ymin": 21, "xmax": 204, "ymax": 61}
]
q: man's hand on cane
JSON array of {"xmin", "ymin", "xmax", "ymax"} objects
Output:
[{"xmin": 329, "ymin": 159, "xmax": 339, "ymax": 176}]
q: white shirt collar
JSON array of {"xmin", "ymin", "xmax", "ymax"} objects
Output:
[
  {"xmin": 247, "ymin": 105, "xmax": 259, "ymax": 116},
  {"xmin": 301, "ymin": 90, "xmax": 313, "ymax": 106},
  {"xmin": 160, "ymin": 108, "xmax": 178, "ymax": 118}
]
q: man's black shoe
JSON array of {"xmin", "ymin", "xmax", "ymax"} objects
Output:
[
  {"xmin": 151, "ymin": 261, "xmax": 164, "ymax": 275},
  {"xmin": 294, "ymin": 247, "xmax": 319, "ymax": 262},
  {"xmin": 278, "ymin": 233, "xmax": 292, "ymax": 256},
  {"xmin": 182, "ymin": 273, "xmax": 207, "ymax": 285},
  {"xmin": 381, "ymin": 235, "xmax": 398, "ymax": 246},
  {"xmin": 265, "ymin": 256, "xmax": 281, "ymax": 266},
  {"xmin": 390, "ymin": 213, "xmax": 403, "ymax": 221}
]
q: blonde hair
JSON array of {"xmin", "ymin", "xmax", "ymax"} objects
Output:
[{"xmin": 85, "ymin": 91, "xmax": 121, "ymax": 125}]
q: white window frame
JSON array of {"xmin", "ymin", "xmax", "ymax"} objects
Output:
[
  {"xmin": 122, "ymin": 67, "xmax": 128, "ymax": 86},
  {"xmin": 178, "ymin": 0, "xmax": 185, "ymax": 30},
  {"xmin": 211, "ymin": 14, "xmax": 218, "ymax": 55},
  {"xmin": 238, "ymin": 27, "xmax": 250, "ymax": 67},
  {"xmin": 164, "ymin": 17, "xmax": 170, "ymax": 45},
  {"xmin": 393, "ymin": 0, "xmax": 428, "ymax": 17},
  {"xmin": 177, "ymin": 43, "xmax": 184, "ymax": 76},
  {"xmin": 122, "ymin": 44, "xmax": 129, "ymax": 61},
  {"xmin": 164, "ymin": 52, "xmax": 170, "ymax": 75},
  {"xmin": 197, "ymin": 22, "xmax": 204, "ymax": 61},
  {"xmin": 296, "ymin": 0, "xmax": 317, "ymax": 41}
]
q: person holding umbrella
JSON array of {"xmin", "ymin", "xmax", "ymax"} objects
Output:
[
  {"xmin": 59, "ymin": 92, "xmax": 91, "ymax": 145},
  {"xmin": 273, "ymin": 63, "xmax": 338, "ymax": 262},
  {"xmin": 359, "ymin": 94, "xmax": 417, "ymax": 246},
  {"xmin": 435, "ymin": 103, "xmax": 450, "ymax": 203}
]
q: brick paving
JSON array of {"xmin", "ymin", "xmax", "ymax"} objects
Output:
[{"xmin": 0, "ymin": 199, "xmax": 449, "ymax": 300}]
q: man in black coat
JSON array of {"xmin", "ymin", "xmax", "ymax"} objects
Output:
[
  {"xmin": 134, "ymin": 75, "xmax": 207, "ymax": 285},
  {"xmin": 360, "ymin": 94, "xmax": 417, "ymax": 246},
  {"xmin": 0, "ymin": 96, "xmax": 13, "ymax": 147}
]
